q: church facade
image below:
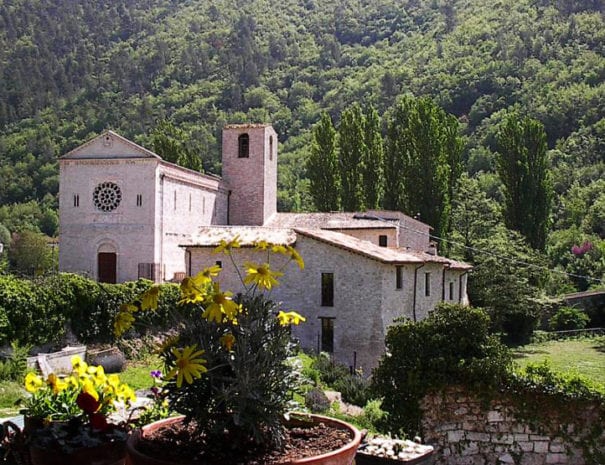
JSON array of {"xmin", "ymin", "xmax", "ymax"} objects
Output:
[{"xmin": 59, "ymin": 123, "xmax": 470, "ymax": 372}]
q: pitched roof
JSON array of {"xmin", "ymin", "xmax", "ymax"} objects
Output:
[
  {"xmin": 265, "ymin": 212, "xmax": 398, "ymax": 230},
  {"xmin": 183, "ymin": 226, "xmax": 471, "ymax": 270},
  {"xmin": 182, "ymin": 226, "xmax": 296, "ymax": 247},
  {"xmin": 61, "ymin": 130, "xmax": 161, "ymax": 160}
]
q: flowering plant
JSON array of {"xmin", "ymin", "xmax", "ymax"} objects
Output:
[
  {"xmin": 21, "ymin": 356, "xmax": 135, "ymax": 452},
  {"xmin": 114, "ymin": 237, "xmax": 305, "ymax": 453}
]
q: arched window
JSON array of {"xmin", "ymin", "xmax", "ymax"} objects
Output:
[{"xmin": 238, "ymin": 134, "xmax": 249, "ymax": 158}]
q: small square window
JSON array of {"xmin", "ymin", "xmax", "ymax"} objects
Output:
[{"xmin": 379, "ymin": 235, "xmax": 388, "ymax": 247}]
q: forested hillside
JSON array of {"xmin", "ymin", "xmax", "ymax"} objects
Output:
[{"xmin": 0, "ymin": 0, "xmax": 603, "ymax": 302}]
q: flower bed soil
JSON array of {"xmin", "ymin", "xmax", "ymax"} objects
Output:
[{"xmin": 135, "ymin": 419, "xmax": 352, "ymax": 464}]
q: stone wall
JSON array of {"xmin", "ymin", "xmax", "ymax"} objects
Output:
[{"xmin": 421, "ymin": 386, "xmax": 604, "ymax": 465}]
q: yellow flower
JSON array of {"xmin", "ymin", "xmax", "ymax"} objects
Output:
[
  {"xmin": 107, "ymin": 374, "xmax": 121, "ymax": 388},
  {"xmin": 243, "ymin": 262, "xmax": 283, "ymax": 290},
  {"xmin": 141, "ymin": 285, "xmax": 160, "ymax": 311},
  {"xmin": 192, "ymin": 265, "xmax": 222, "ymax": 286},
  {"xmin": 213, "ymin": 235, "xmax": 241, "ymax": 255},
  {"xmin": 166, "ymin": 345, "xmax": 208, "ymax": 388},
  {"xmin": 202, "ymin": 283, "xmax": 239, "ymax": 323},
  {"xmin": 25, "ymin": 372, "xmax": 43, "ymax": 393},
  {"xmin": 82, "ymin": 379, "xmax": 100, "ymax": 401},
  {"xmin": 271, "ymin": 244, "xmax": 288, "ymax": 255},
  {"xmin": 253, "ymin": 240, "xmax": 270, "ymax": 251},
  {"xmin": 220, "ymin": 333, "xmax": 236, "ymax": 352},
  {"xmin": 277, "ymin": 311, "xmax": 306, "ymax": 326},
  {"xmin": 46, "ymin": 373, "xmax": 67, "ymax": 394},
  {"xmin": 286, "ymin": 245, "xmax": 305, "ymax": 270},
  {"xmin": 179, "ymin": 277, "xmax": 206, "ymax": 304},
  {"xmin": 120, "ymin": 303, "xmax": 139, "ymax": 313},
  {"xmin": 117, "ymin": 384, "xmax": 136, "ymax": 403},
  {"xmin": 88, "ymin": 365, "xmax": 106, "ymax": 385},
  {"xmin": 71, "ymin": 355, "xmax": 88, "ymax": 375},
  {"xmin": 114, "ymin": 310, "xmax": 135, "ymax": 337}
]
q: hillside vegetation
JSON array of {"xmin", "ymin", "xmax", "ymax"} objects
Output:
[{"xmin": 0, "ymin": 0, "xmax": 603, "ymax": 307}]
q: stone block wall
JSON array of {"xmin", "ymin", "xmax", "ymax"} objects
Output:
[{"xmin": 421, "ymin": 386, "xmax": 604, "ymax": 465}]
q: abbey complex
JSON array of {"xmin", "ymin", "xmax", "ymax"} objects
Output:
[{"xmin": 59, "ymin": 124, "xmax": 470, "ymax": 371}]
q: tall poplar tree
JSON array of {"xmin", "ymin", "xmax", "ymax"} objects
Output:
[
  {"xmin": 362, "ymin": 105, "xmax": 384, "ymax": 209},
  {"xmin": 306, "ymin": 112, "xmax": 340, "ymax": 212},
  {"xmin": 496, "ymin": 114, "xmax": 553, "ymax": 251},
  {"xmin": 384, "ymin": 95, "xmax": 463, "ymax": 241},
  {"xmin": 339, "ymin": 103, "xmax": 366, "ymax": 211}
]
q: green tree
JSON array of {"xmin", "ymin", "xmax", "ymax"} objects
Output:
[
  {"xmin": 151, "ymin": 120, "xmax": 203, "ymax": 172},
  {"xmin": 338, "ymin": 103, "xmax": 366, "ymax": 211},
  {"xmin": 306, "ymin": 113, "xmax": 340, "ymax": 212},
  {"xmin": 361, "ymin": 106, "xmax": 384, "ymax": 210},
  {"xmin": 384, "ymin": 95, "xmax": 463, "ymax": 241},
  {"xmin": 496, "ymin": 114, "xmax": 553, "ymax": 251},
  {"xmin": 450, "ymin": 174, "xmax": 502, "ymax": 261},
  {"xmin": 8, "ymin": 230, "xmax": 54, "ymax": 276},
  {"xmin": 468, "ymin": 229, "xmax": 545, "ymax": 344}
]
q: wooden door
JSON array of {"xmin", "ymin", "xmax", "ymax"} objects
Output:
[{"xmin": 98, "ymin": 253, "xmax": 117, "ymax": 283}]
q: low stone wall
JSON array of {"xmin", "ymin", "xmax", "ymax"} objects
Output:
[{"xmin": 420, "ymin": 386, "xmax": 604, "ymax": 465}]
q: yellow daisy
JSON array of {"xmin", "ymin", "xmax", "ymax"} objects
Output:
[
  {"xmin": 179, "ymin": 277, "xmax": 206, "ymax": 304},
  {"xmin": 114, "ymin": 310, "xmax": 135, "ymax": 337},
  {"xmin": 277, "ymin": 311, "xmax": 306, "ymax": 326},
  {"xmin": 213, "ymin": 235, "xmax": 241, "ymax": 255},
  {"xmin": 202, "ymin": 283, "xmax": 239, "ymax": 323},
  {"xmin": 141, "ymin": 285, "xmax": 160, "ymax": 311},
  {"xmin": 286, "ymin": 245, "xmax": 305, "ymax": 270},
  {"xmin": 192, "ymin": 265, "xmax": 222, "ymax": 286},
  {"xmin": 166, "ymin": 345, "xmax": 208, "ymax": 388},
  {"xmin": 243, "ymin": 262, "xmax": 283, "ymax": 290}
]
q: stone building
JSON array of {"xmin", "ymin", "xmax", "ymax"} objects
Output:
[{"xmin": 59, "ymin": 123, "xmax": 470, "ymax": 371}]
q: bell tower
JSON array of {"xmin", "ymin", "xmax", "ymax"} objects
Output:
[{"xmin": 221, "ymin": 124, "xmax": 278, "ymax": 225}]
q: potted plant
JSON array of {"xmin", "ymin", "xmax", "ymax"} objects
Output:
[
  {"xmin": 14, "ymin": 356, "xmax": 136, "ymax": 465},
  {"xmin": 115, "ymin": 237, "xmax": 362, "ymax": 464}
]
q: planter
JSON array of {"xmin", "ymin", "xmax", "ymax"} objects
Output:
[
  {"xmin": 127, "ymin": 414, "xmax": 362, "ymax": 465},
  {"xmin": 86, "ymin": 346, "xmax": 126, "ymax": 373},
  {"xmin": 29, "ymin": 441, "xmax": 127, "ymax": 465},
  {"xmin": 355, "ymin": 438, "xmax": 434, "ymax": 465}
]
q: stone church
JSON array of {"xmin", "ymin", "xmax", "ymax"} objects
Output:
[{"xmin": 59, "ymin": 124, "xmax": 470, "ymax": 372}]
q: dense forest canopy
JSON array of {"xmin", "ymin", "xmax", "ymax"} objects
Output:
[{"xmin": 0, "ymin": 0, "xmax": 603, "ymax": 297}]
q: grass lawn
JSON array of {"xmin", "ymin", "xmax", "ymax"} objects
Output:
[
  {"xmin": 118, "ymin": 355, "xmax": 162, "ymax": 392},
  {"xmin": 513, "ymin": 336, "xmax": 605, "ymax": 387},
  {"xmin": 0, "ymin": 381, "xmax": 24, "ymax": 417}
]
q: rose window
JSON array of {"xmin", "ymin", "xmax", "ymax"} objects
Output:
[{"xmin": 93, "ymin": 182, "xmax": 122, "ymax": 212}]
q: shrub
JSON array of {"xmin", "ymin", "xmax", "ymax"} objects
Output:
[
  {"xmin": 305, "ymin": 387, "xmax": 330, "ymax": 413},
  {"xmin": 0, "ymin": 342, "xmax": 30, "ymax": 381},
  {"xmin": 549, "ymin": 306, "xmax": 591, "ymax": 331},
  {"xmin": 311, "ymin": 352, "xmax": 350, "ymax": 385},
  {"xmin": 333, "ymin": 374, "xmax": 371, "ymax": 407},
  {"xmin": 372, "ymin": 303, "xmax": 512, "ymax": 436}
]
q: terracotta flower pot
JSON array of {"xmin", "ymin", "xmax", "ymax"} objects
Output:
[
  {"xmin": 126, "ymin": 414, "xmax": 362, "ymax": 465},
  {"xmin": 29, "ymin": 441, "xmax": 127, "ymax": 465}
]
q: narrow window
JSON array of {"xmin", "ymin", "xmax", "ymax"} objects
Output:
[
  {"xmin": 202, "ymin": 196, "xmax": 206, "ymax": 215},
  {"xmin": 379, "ymin": 235, "xmax": 388, "ymax": 247},
  {"xmin": 189, "ymin": 193, "xmax": 192, "ymax": 212},
  {"xmin": 449, "ymin": 281, "xmax": 454, "ymax": 300},
  {"xmin": 396, "ymin": 266, "xmax": 403, "ymax": 289},
  {"xmin": 73, "ymin": 194, "xmax": 79, "ymax": 207},
  {"xmin": 425, "ymin": 272, "xmax": 431, "ymax": 297},
  {"xmin": 238, "ymin": 133, "xmax": 249, "ymax": 158},
  {"xmin": 174, "ymin": 190, "xmax": 177, "ymax": 210},
  {"xmin": 269, "ymin": 135, "xmax": 273, "ymax": 161},
  {"xmin": 136, "ymin": 194, "xmax": 142, "ymax": 207},
  {"xmin": 320, "ymin": 317, "xmax": 334, "ymax": 353},
  {"xmin": 321, "ymin": 272, "xmax": 334, "ymax": 307}
]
